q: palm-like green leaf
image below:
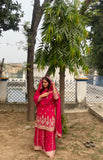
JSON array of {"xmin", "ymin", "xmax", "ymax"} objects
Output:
[{"xmin": 35, "ymin": 0, "xmax": 89, "ymax": 74}]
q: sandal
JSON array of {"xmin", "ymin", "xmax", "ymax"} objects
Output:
[
  {"xmin": 84, "ymin": 142, "xmax": 91, "ymax": 148},
  {"xmin": 89, "ymin": 141, "xmax": 95, "ymax": 147}
]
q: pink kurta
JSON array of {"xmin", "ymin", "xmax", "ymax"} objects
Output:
[{"xmin": 34, "ymin": 77, "xmax": 62, "ymax": 157}]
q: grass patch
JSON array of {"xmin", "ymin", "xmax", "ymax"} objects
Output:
[
  {"xmin": 70, "ymin": 143, "xmax": 81, "ymax": 155},
  {"xmin": 91, "ymin": 153, "xmax": 99, "ymax": 160},
  {"xmin": 95, "ymin": 135, "xmax": 103, "ymax": 142},
  {"xmin": 98, "ymin": 148, "xmax": 103, "ymax": 154},
  {"xmin": 57, "ymin": 146, "xmax": 67, "ymax": 150},
  {"xmin": 70, "ymin": 133, "xmax": 78, "ymax": 138},
  {"xmin": 69, "ymin": 122, "xmax": 79, "ymax": 129}
]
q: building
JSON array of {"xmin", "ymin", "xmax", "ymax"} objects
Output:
[{"xmin": 3, "ymin": 63, "xmax": 23, "ymax": 78}]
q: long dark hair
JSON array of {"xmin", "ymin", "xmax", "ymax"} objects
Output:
[{"xmin": 40, "ymin": 77, "xmax": 51, "ymax": 93}]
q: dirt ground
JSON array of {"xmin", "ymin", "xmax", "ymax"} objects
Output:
[{"xmin": 0, "ymin": 111, "xmax": 103, "ymax": 160}]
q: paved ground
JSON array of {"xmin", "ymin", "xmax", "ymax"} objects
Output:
[
  {"xmin": 65, "ymin": 105, "xmax": 103, "ymax": 123},
  {"xmin": 64, "ymin": 108, "xmax": 88, "ymax": 113},
  {"xmin": 88, "ymin": 106, "xmax": 103, "ymax": 122}
]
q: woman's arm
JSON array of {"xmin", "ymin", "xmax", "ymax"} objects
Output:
[
  {"xmin": 38, "ymin": 92, "xmax": 49, "ymax": 102},
  {"xmin": 52, "ymin": 82, "xmax": 59, "ymax": 100}
]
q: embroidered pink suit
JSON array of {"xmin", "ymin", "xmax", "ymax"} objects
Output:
[{"xmin": 34, "ymin": 77, "xmax": 62, "ymax": 157}]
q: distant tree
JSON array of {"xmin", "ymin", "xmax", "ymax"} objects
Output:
[
  {"xmin": 0, "ymin": 0, "xmax": 23, "ymax": 35},
  {"xmin": 87, "ymin": 0, "xmax": 103, "ymax": 75}
]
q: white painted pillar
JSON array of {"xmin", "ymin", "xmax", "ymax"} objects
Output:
[
  {"xmin": 23, "ymin": 70, "xmax": 26, "ymax": 80},
  {"xmin": 75, "ymin": 78, "xmax": 88, "ymax": 103},
  {"xmin": 0, "ymin": 80, "xmax": 8, "ymax": 102}
]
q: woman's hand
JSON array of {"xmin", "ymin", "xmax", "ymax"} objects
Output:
[{"xmin": 40, "ymin": 92, "xmax": 49, "ymax": 98}]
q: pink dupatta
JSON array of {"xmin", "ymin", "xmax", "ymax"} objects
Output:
[{"xmin": 34, "ymin": 76, "xmax": 62, "ymax": 137}]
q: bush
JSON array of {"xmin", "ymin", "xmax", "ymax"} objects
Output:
[{"xmin": 61, "ymin": 114, "xmax": 69, "ymax": 134}]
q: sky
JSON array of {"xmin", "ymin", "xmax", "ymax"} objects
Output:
[
  {"xmin": 0, "ymin": 0, "xmax": 44, "ymax": 64},
  {"xmin": 0, "ymin": 0, "xmax": 89, "ymax": 64}
]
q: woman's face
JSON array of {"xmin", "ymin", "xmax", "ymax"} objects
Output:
[{"xmin": 42, "ymin": 79, "xmax": 49, "ymax": 89}]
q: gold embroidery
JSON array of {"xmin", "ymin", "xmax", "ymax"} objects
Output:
[
  {"xmin": 35, "ymin": 124, "xmax": 55, "ymax": 131},
  {"xmin": 34, "ymin": 146, "xmax": 56, "ymax": 157},
  {"xmin": 35, "ymin": 115, "xmax": 55, "ymax": 132},
  {"xmin": 42, "ymin": 130, "xmax": 44, "ymax": 149}
]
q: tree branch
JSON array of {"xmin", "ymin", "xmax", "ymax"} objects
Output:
[{"xmin": 31, "ymin": 0, "xmax": 42, "ymax": 31}]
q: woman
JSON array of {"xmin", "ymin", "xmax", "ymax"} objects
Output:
[{"xmin": 34, "ymin": 76, "xmax": 62, "ymax": 159}]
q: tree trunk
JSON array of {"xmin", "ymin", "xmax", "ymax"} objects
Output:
[
  {"xmin": 27, "ymin": 0, "xmax": 47, "ymax": 121},
  {"xmin": 0, "ymin": 58, "xmax": 4, "ymax": 81},
  {"xmin": 27, "ymin": 31, "xmax": 35, "ymax": 121},
  {"xmin": 60, "ymin": 67, "xmax": 65, "ymax": 115}
]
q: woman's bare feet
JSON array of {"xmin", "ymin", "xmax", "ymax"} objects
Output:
[{"xmin": 49, "ymin": 156, "xmax": 54, "ymax": 159}]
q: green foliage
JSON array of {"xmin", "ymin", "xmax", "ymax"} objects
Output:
[
  {"xmin": 35, "ymin": 0, "xmax": 89, "ymax": 74},
  {"xmin": 0, "ymin": 0, "xmax": 23, "ymax": 35},
  {"xmin": 61, "ymin": 114, "xmax": 68, "ymax": 134},
  {"xmin": 16, "ymin": 69, "xmax": 23, "ymax": 78},
  {"xmin": 86, "ymin": 0, "xmax": 103, "ymax": 75},
  {"xmin": 26, "ymin": 63, "xmax": 31, "ymax": 71}
]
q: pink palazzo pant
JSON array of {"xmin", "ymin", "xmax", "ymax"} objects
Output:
[{"xmin": 34, "ymin": 127, "xmax": 56, "ymax": 157}]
